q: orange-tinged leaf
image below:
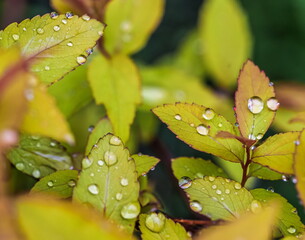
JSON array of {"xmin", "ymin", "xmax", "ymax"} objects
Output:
[
  {"xmin": 21, "ymin": 86, "xmax": 74, "ymax": 144},
  {"xmin": 273, "ymin": 108, "xmax": 305, "ymax": 132},
  {"xmin": 235, "ymin": 60, "xmax": 277, "ymax": 140},
  {"xmin": 290, "ymin": 112, "xmax": 305, "ymax": 125},
  {"xmin": 153, "ymin": 103, "xmax": 244, "ymax": 163},
  {"xmin": 252, "ymin": 132, "xmax": 299, "ymax": 174},
  {"xmin": 294, "ymin": 129, "xmax": 305, "ymax": 206},
  {"xmin": 275, "ymin": 83, "xmax": 305, "ymax": 111}
]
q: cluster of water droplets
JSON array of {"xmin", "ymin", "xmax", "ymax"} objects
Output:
[
  {"xmin": 120, "ymin": 20, "xmax": 133, "ymax": 43},
  {"xmin": 247, "ymin": 96, "xmax": 279, "ymax": 114}
]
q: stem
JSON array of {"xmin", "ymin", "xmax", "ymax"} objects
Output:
[{"xmin": 241, "ymin": 146, "xmax": 251, "ymax": 187}]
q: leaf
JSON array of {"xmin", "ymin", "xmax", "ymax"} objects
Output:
[
  {"xmin": 21, "ymin": 85, "xmax": 74, "ymax": 144},
  {"xmin": 7, "ymin": 134, "xmax": 72, "ymax": 179},
  {"xmin": 294, "ymin": 129, "xmax": 305, "ymax": 207},
  {"xmin": 153, "ymin": 103, "xmax": 244, "ymax": 163},
  {"xmin": 248, "ymin": 163, "xmax": 282, "ymax": 180},
  {"xmin": 199, "ymin": 0, "xmax": 252, "ymax": 88},
  {"xmin": 88, "ymin": 53, "xmax": 141, "ymax": 142},
  {"xmin": 139, "ymin": 213, "xmax": 190, "ymax": 240},
  {"xmin": 251, "ymin": 189, "xmax": 304, "ymax": 237},
  {"xmin": 251, "ymin": 132, "xmax": 299, "ymax": 174},
  {"xmin": 196, "ymin": 203, "xmax": 279, "ymax": 240},
  {"xmin": 290, "ymin": 112, "xmax": 305, "ymax": 125},
  {"xmin": 31, "ymin": 170, "xmax": 78, "ymax": 198},
  {"xmin": 272, "ymin": 108, "xmax": 305, "ymax": 132},
  {"xmin": 132, "ymin": 154, "xmax": 160, "ymax": 177},
  {"xmin": 235, "ymin": 60, "xmax": 277, "ymax": 140},
  {"xmin": 104, "ymin": 0, "xmax": 164, "ymax": 55},
  {"xmin": 85, "ymin": 118, "xmax": 113, "ymax": 155},
  {"xmin": 185, "ymin": 177, "xmax": 253, "ymax": 220},
  {"xmin": 0, "ymin": 13, "xmax": 104, "ymax": 83},
  {"xmin": 171, "ymin": 157, "xmax": 228, "ymax": 181},
  {"xmin": 48, "ymin": 65, "xmax": 93, "ymax": 118},
  {"xmin": 73, "ymin": 134, "xmax": 140, "ymax": 233},
  {"xmin": 16, "ymin": 197, "xmax": 132, "ymax": 240}
]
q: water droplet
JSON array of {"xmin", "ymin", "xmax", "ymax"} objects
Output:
[
  {"xmin": 234, "ymin": 122, "xmax": 239, "ymax": 127},
  {"xmin": 212, "ymin": 185, "xmax": 217, "ymax": 189},
  {"xmin": 67, "ymin": 41, "xmax": 73, "ymax": 47},
  {"xmin": 65, "ymin": 12, "xmax": 74, "ymax": 19},
  {"xmin": 47, "ymin": 181, "xmax": 54, "ymax": 187},
  {"xmin": 216, "ymin": 189, "xmax": 222, "ymax": 195},
  {"xmin": 294, "ymin": 140, "xmax": 300, "ymax": 146},
  {"xmin": 291, "ymin": 208, "xmax": 298, "ymax": 214},
  {"xmin": 116, "ymin": 193, "xmax": 123, "ymax": 201},
  {"xmin": 15, "ymin": 163, "xmax": 25, "ymax": 171},
  {"xmin": 234, "ymin": 182, "xmax": 241, "ymax": 190},
  {"xmin": 196, "ymin": 172, "xmax": 204, "ymax": 178},
  {"xmin": 190, "ymin": 201, "xmax": 202, "ymax": 212},
  {"xmin": 287, "ymin": 226, "xmax": 296, "ymax": 234},
  {"xmin": 256, "ymin": 133, "xmax": 263, "ymax": 140},
  {"xmin": 82, "ymin": 157, "xmax": 92, "ymax": 169},
  {"xmin": 121, "ymin": 202, "xmax": 140, "ymax": 219},
  {"xmin": 225, "ymin": 189, "xmax": 230, "ymax": 194},
  {"xmin": 218, "ymin": 123, "xmax": 223, "ymax": 127},
  {"xmin": 269, "ymin": 82, "xmax": 274, "ymax": 86},
  {"xmin": 109, "ymin": 136, "xmax": 121, "ymax": 146},
  {"xmin": 97, "ymin": 160, "xmax": 104, "ymax": 166},
  {"xmin": 98, "ymin": 30, "xmax": 103, "ymax": 36},
  {"xmin": 292, "ymin": 177, "xmax": 297, "ymax": 184},
  {"xmin": 202, "ymin": 108, "xmax": 215, "ymax": 120},
  {"xmin": 12, "ymin": 34, "xmax": 19, "ymax": 41},
  {"xmin": 68, "ymin": 180, "xmax": 76, "ymax": 187},
  {"xmin": 50, "ymin": 12, "xmax": 59, "ymax": 19},
  {"xmin": 82, "ymin": 14, "xmax": 91, "ymax": 21},
  {"xmin": 190, "ymin": 123, "xmax": 195, "ymax": 127},
  {"xmin": 248, "ymin": 134, "xmax": 256, "ymax": 140},
  {"xmin": 145, "ymin": 213, "xmax": 165, "ymax": 233},
  {"xmin": 22, "ymin": 27, "xmax": 27, "ymax": 31},
  {"xmin": 266, "ymin": 97, "xmax": 279, "ymax": 111},
  {"xmin": 62, "ymin": 19, "xmax": 67, "ymax": 24},
  {"xmin": 178, "ymin": 176, "xmax": 192, "ymax": 189},
  {"xmin": 53, "ymin": 25, "xmax": 60, "ymax": 32},
  {"xmin": 248, "ymin": 96, "xmax": 264, "ymax": 114},
  {"xmin": 88, "ymin": 184, "xmax": 99, "ymax": 195},
  {"xmin": 44, "ymin": 65, "xmax": 50, "ymax": 71},
  {"xmin": 32, "ymin": 169, "xmax": 41, "ymax": 178},
  {"xmin": 90, "ymin": 173, "xmax": 95, "ymax": 177},
  {"xmin": 174, "ymin": 114, "xmax": 182, "ymax": 121},
  {"xmin": 196, "ymin": 124, "xmax": 209, "ymax": 135},
  {"xmin": 104, "ymin": 151, "xmax": 117, "ymax": 166},
  {"xmin": 24, "ymin": 89, "xmax": 34, "ymax": 101},
  {"xmin": 267, "ymin": 186, "xmax": 274, "ymax": 192},
  {"xmin": 250, "ymin": 200, "xmax": 262, "ymax": 213},
  {"xmin": 76, "ymin": 55, "xmax": 87, "ymax": 65},
  {"xmin": 120, "ymin": 178, "xmax": 129, "ymax": 186},
  {"xmin": 208, "ymin": 176, "xmax": 215, "ymax": 182},
  {"xmin": 36, "ymin": 28, "xmax": 44, "ymax": 34},
  {"xmin": 86, "ymin": 48, "xmax": 93, "ymax": 55},
  {"xmin": 120, "ymin": 20, "xmax": 132, "ymax": 32},
  {"xmin": 50, "ymin": 141, "xmax": 57, "ymax": 147},
  {"xmin": 282, "ymin": 175, "xmax": 288, "ymax": 182}
]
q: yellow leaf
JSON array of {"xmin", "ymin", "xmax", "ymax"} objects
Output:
[{"xmin": 294, "ymin": 129, "xmax": 305, "ymax": 206}]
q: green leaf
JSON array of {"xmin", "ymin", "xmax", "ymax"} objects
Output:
[
  {"xmin": 17, "ymin": 197, "xmax": 132, "ymax": 240},
  {"xmin": 272, "ymin": 108, "xmax": 305, "ymax": 132},
  {"xmin": 199, "ymin": 0, "xmax": 252, "ymax": 88},
  {"xmin": 132, "ymin": 154, "xmax": 160, "ymax": 177},
  {"xmin": 104, "ymin": 0, "xmax": 164, "ymax": 55},
  {"xmin": 184, "ymin": 177, "xmax": 253, "ymax": 220},
  {"xmin": 248, "ymin": 163, "xmax": 282, "ymax": 180},
  {"xmin": 153, "ymin": 103, "xmax": 244, "ymax": 163},
  {"xmin": 139, "ymin": 213, "xmax": 190, "ymax": 240},
  {"xmin": 85, "ymin": 118, "xmax": 113, "ymax": 155},
  {"xmin": 7, "ymin": 134, "xmax": 72, "ymax": 179},
  {"xmin": 235, "ymin": 60, "xmax": 277, "ymax": 140},
  {"xmin": 0, "ymin": 13, "xmax": 104, "ymax": 83},
  {"xmin": 48, "ymin": 65, "xmax": 93, "ymax": 118},
  {"xmin": 31, "ymin": 170, "xmax": 78, "ymax": 198},
  {"xmin": 135, "ymin": 111, "xmax": 159, "ymax": 143},
  {"xmin": 73, "ymin": 134, "xmax": 140, "ymax": 233},
  {"xmin": 251, "ymin": 132, "xmax": 299, "ymax": 174},
  {"xmin": 171, "ymin": 157, "xmax": 228, "ymax": 181},
  {"xmin": 21, "ymin": 86, "xmax": 74, "ymax": 144},
  {"xmin": 251, "ymin": 189, "xmax": 304, "ymax": 237},
  {"xmin": 88, "ymin": 54, "xmax": 141, "ymax": 142}
]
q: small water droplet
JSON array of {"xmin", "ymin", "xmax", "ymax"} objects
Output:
[
  {"xmin": 32, "ymin": 169, "xmax": 41, "ymax": 178},
  {"xmin": 90, "ymin": 173, "xmax": 95, "ymax": 177},
  {"xmin": 256, "ymin": 133, "xmax": 263, "ymax": 140},
  {"xmin": 267, "ymin": 187, "xmax": 274, "ymax": 192},
  {"xmin": 145, "ymin": 213, "xmax": 166, "ymax": 233},
  {"xmin": 76, "ymin": 55, "xmax": 87, "ymax": 65},
  {"xmin": 15, "ymin": 163, "xmax": 25, "ymax": 171},
  {"xmin": 203, "ymin": 108, "xmax": 215, "ymax": 120},
  {"xmin": 269, "ymin": 82, "xmax": 274, "ymax": 86},
  {"xmin": 104, "ymin": 151, "xmax": 117, "ymax": 166},
  {"xmin": 208, "ymin": 176, "xmax": 215, "ymax": 182},
  {"xmin": 211, "ymin": 185, "xmax": 217, "ymax": 189},
  {"xmin": 86, "ymin": 48, "xmax": 93, "ymax": 55},
  {"xmin": 287, "ymin": 226, "xmax": 296, "ymax": 234},
  {"xmin": 294, "ymin": 140, "xmax": 300, "ymax": 146},
  {"xmin": 50, "ymin": 141, "xmax": 57, "ymax": 147},
  {"xmin": 12, "ymin": 34, "xmax": 19, "ymax": 41},
  {"xmin": 292, "ymin": 177, "xmax": 297, "ymax": 184},
  {"xmin": 22, "ymin": 27, "xmax": 27, "ymax": 31},
  {"xmin": 50, "ymin": 12, "xmax": 59, "ymax": 19},
  {"xmin": 62, "ymin": 19, "xmax": 67, "ymax": 24},
  {"xmin": 190, "ymin": 201, "xmax": 202, "ymax": 212},
  {"xmin": 82, "ymin": 14, "xmax": 91, "ymax": 21},
  {"xmin": 291, "ymin": 208, "xmax": 298, "ymax": 214},
  {"xmin": 196, "ymin": 124, "xmax": 209, "ymax": 135},
  {"xmin": 47, "ymin": 181, "xmax": 54, "ymax": 187},
  {"xmin": 65, "ymin": 12, "xmax": 74, "ymax": 19},
  {"xmin": 266, "ymin": 97, "xmax": 279, "ymax": 111},
  {"xmin": 218, "ymin": 123, "xmax": 223, "ymax": 127},
  {"xmin": 174, "ymin": 114, "xmax": 182, "ymax": 121},
  {"xmin": 190, "ymin": 123, "xmax": 195, "ymax": 127},
  {"xmin": 24, "ymin": 89, "xmax": 34, "ymax": 101},
  {"xmin": 36, "ymin": 28, "xmax": 44, "ymax": 34},
  {"xmin": 121, "ymin": 202, "xmax": 140, "ymax": 219},
  {"xmin": 234, "ymin": 182, "xmax": 241, "ymax": 190},
  {"xmin": 67, "ymin": 41, "xmax": 73, "ymax": 47},
  {"xmin": 234, "ymin": 122, "xmax": 239, "ymax": 127},
  {"xmin": 196, "ymin": 172, "xmax": 204, "ymax": 178},
  {"xmin": 44, "ymin": 65, "xmax": 50, "ymax": 71},
  {"xmin": 116, "ymin": 193, "xmax": 123, "ymax": 201},
  {"xmin": 248, "ymin": 96, "xmax": 264, "ymax": 114},
  {"xmin": 82, "ymin": 157, "xmax": 92, "ymax": 169},
  {"xmin": 282, "ymin": 175, "xmax": 288, "ymax": 182},
  {"xmin": 216, "ymin": 189, "xmax": 222, "ymax": 195},
  {"xmin": 97, "ymin": 160, "xmax": 104, "ymax": 166},
  {"xmin": 248, "ymin": 134, "xmax": 256, "ymax": 140},
  {"xmin": 109, "ymin": 136, "xmax": 121, "ymax": 146},
  {"xmin": 178, "ymin": 176, "xmax": 192, "ymax": 189},
  {"xmin": 120, "ymin": 20, "xmax": 132, "ymax": 32},
  {"xmin": 68, "ymin": 180, "xmax": 76, "ymax": 187},
  {"xmin": 98, "ymin": 30, "xmax": 103, "ymax": 36},
  {"xmin": 120, "ymin": 178, "xmax": 129, "ymax": 186},
  {"xmin": 250, "ymin": 200, "xmax": 262, "ymax": 213},
  {"xmin": 87, "ymin": 125, "xmax": 94, "ymax": 132},
  {"xmin": 88, "ymin": 184, "xmax": 99, "ymax": 195},
  {"xmin": 225, "ymin": 189, "xmax": 230, "ymax": 194},
  {"xmin": 53, "ymin": 25, "xmax": 60, "ymax": 32}
]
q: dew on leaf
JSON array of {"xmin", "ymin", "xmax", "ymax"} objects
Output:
[
  {"xmin": 61, "ymin": 19, "xmax": 67, "ymax": 24},
  {"xmin": 145, "ymin": 213, "xmax": 166, "ymax": 233},
  {"xmin": 294, "ymin": 140, "xmax": 300, "ymax": 146},
  {"xmin": 86, "ymin": 48, "xmax": 93, "ymax": 55},
  {"xmin": 44, "ymin": 65, "xmax": 50, "ymax": 71},
  {"xmin": 216, "ymin": 189, "xmax": 222, "ymax": 195},
  {"xmin": 282, "ymin": 175, "xmax": 288, "ymax": 182},
  {"xmin": 256, "ymin": 133, "xmax": 263, "ymax": 140},
  {"xmin": 120, "ymin": 20, "xmax": 132, "ymax": 32},
  {"xmin": 120, "ymin": 202, "xmax": 140, "ymax": 219},
  {"xmin": 266, "ymin": 97, "xmax": 279, "ymax": 111},
  {"xmin": 50, "ymin": 12, "xmax": 58, "ymax": 19},
  {"xmin": 15, "ymin": 163, "xmax": 25, "ymax": 171},
  {"xmin": 109, "ymin": 136, "xmax": 121, "ymax": 146},
  {"xmin": 47, "ymin": 181, "xmax": 54, "ymax": 187},
  {"xmin": 211, "ymin": 185, "xmax": 217, "ymax": 189},
  {"xmin": 208, "ymin": 176, "xmax": 215, "ymax": 182},
  {"xmin": 218, "ymin": 123, "xmax": 223, "ymax": 127},
  {"xmin": 116, "ymin": 193, "xmax": 123, "ymax": 201},
  {"xmin": 248, "ymin": 96, "xmax": 264, "ymax": 114},
  {"xmin": 190, "ymin": 200, "xmax": 202, "ymax": 212},
  {"xmin": 65, "ymin": 12, "xmax": 74, "ymax": 19},
  {"xmin": 234, "ymin": 182, "xmax": 241, "ymax": 190},
  {"xmin": 82, "ymin": 157, "xmax": 92, "ymax": 169},
  {"xmin": 32, "ymin": 169, "xmax": 41, "ymax": 178},
  {"xmin": 88, "ymin": 184, "xmax": 99, "ymax": 195},
  {"xmin": 202, "ymin": 108, "xmax": 215, "ymax": 120},
  {"xmin": 82, "ymin": 14, "xmax": 91, "ymax": 21},
  {"xmin": 67, "ymin": 41, "xmax": 73, "ymax": 47},
  {"xmin": 287, "ymin": 226, "xmax": 296, "ymax": 234},
  {"xmin": 12, "ymin": 34, "xmax": 19, "ymax": 41},
  {"xmin": 76, "ymin": 55, "xmax": 87, "ymax": 65},
  {"xmin": 267, "ymin": 187, "xmax": 274, "ymax": 192},
  {"xmin": 68, "ymin": 180, "xmax": 76, "ymax": 187},
  {"xmin": 178, "ymin": 176, "xmax": 192, "ymax": 189},
  {"xmin": 174, "ymin": 114, "xmax": 182, "ymax": 121},
  {"xmin": 120, "ymin": 178, "xmax": 129, "ymax": 186},
  {"xmin": 97, "ymin": 160, "xmax": 104, "ymax": 166},
  {"xmin": 36, "ymin": 28, "xmax": 44, "ymax": 34},
  {"xmin": 104, "ymin": 151, "xmax": 117, "ymax": 166},
  {"xmin": 196, "ymin": 124, "xmax": 209, "ymax": 136},
  {"xmin": 225, "ymin": 189, "xmax": 230, "ymax": 194},
  {"xmin": 53, "ymin": 25, "xmax": 60, "ymax": 32},
  {"xmin": 250, "ymin": 200, "xmax": 262, "ymax": 213}
]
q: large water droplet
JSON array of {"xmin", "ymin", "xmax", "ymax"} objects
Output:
[
  {"xmin": 82, "ymin": 14, "xmax": 91, "ymax": 21},
  {"xmin": 203, "ymin": 108, "xmax": 215, "ymax": 120},
  {"xmin": 104, "ymin": 151, "xmax": 117, "ymax": 166},
  {"xmin": 248, "ymin": 96, "xmax": 264, "ymax": 114},
  {"xmin": 47, "ymin": 181, "xmax": 54, "ymax": 187},
  {"xmin": 82, "ymin": 157, "xmax": 92, "ymax": 169},
  {"xmin": 50, "ymin": 12, "xmax": 59, "ymax": 19},
  {"xmin": 234, "ymin": 182, "xmax": 241, "ymax": 190},
  {"xmin": 116, "ymin": 193, "xmax": 123, "ymax": 201},
  {"xmin": 174, "ymin": 114, "xmax": 182, "ymax": 121},
  {"xmin": 53, "ymin": 25, "xmax": 60, "ymax": 32},
  {"xmin": 109, "ymin": 136, "xmax": 121, "ymax": 146},
  {"xmin": 32, "ymin": 169, "xmax": 41, "ymax": 178},
  {"xmin": 36, "ymin": 28, "xmax": 44, "ymax": 34},
  {"xmin": 76, "ymin": 55, "xmax": 87, "ymax": 65},
  {"xmin": 178, "ymin": 176, "xmax": 192, "ymax": 189},
  {"xmin": 145, "ymin": 213, "xmax": 166, "ymax": 233},
  {"xmin": 88, "ymin": 184, "xmax": 99, "ymax": 195},
  {"xmin": 65, "ymin": 12, "xmax": 74, "ymax": 19},
  {"xmin": 15, "ymin": 163, "xmax": 25, "ymax": 171},
  {"xmin": 196, "ymin": 124, "xmax": 209, "ymax": 135},
  {"xmin": 120, "ymin": 178, "xmax": 129, "ymax": 186},
  {"xmin": 67, "ymin": 41, "xmax": 73, "ymax": 47},
  {"xmin": 12, "ymin": 34, "xmax": 19, "ymax": 41},
  {"xmin": 250, "ymin": 200, "xmax": 262, "ymax": 213},
  {"xmin": 68, "ymin": 180, "xmax": 76, "ymax": 187},
  {"xmin": 120, "ymin": 202, "xmax": 140, "ymax": 219},
  {"xmin": 287, "ymin": 226, "xmax": 296, "ymax": 234},
  {"xmin": 190, "ymin": 201, "xmax": 202, "ymax": 212},
  {"xmin": 266, "ymin": 97, "xmax": 279, "ymax": 111}
]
